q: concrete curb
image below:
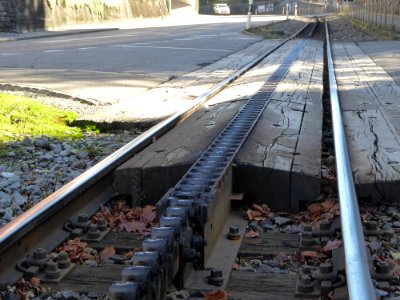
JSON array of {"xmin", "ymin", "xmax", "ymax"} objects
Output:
[
  {"xmin": 0, "ymin": 83, "xmax": 103, "ymax": 106},
  {"xmin": 0, "ymin": 28, "xmax": 118, "ymax": 42}
]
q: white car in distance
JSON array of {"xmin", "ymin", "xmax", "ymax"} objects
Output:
[{"xmin": 213, "ymin": 3, "xmax": 230, "ymax": 15}]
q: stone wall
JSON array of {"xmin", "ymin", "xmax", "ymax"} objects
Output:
[
  {"xmin": 0, "ymin": 0, "xmax": 17, "ymax": 32},
  {"xmin": 0, "ymin": 0, "xmax": 169, "ymax": 32}
]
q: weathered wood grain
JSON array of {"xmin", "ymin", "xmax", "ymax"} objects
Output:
[
  {"xmin": 112, "ymin": 42, "xmax": 294, "ymax": 205},
  {"xmin": 234, "ymin": 39, "xmax": 324, "ymax": 211},
  {"xmin": 239, "ymin": 232, "xmax": 299, "ymax": 258},
  {"xmin": 43, "ymin": 264, "xmax": 123, "ymax": 294},
  {"xmin": 87, "ymin": 231, "xmax": 144, "ymax": 252},
  {"xmin": 333, "ymin": 42, "xmax": 400, "ymax": 203},
  {"xmin": 113, "ymin": 101, "xmax": 245, "ymax": 204},
  {"xmin": 226, "ymin": 272, "xmax": 298, "ymax": 300}
]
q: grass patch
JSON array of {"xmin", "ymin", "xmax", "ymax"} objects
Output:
[
  {"xmin": 0, "ymin": 93, "xmax": 84, "ymax": 144},
  {"xmin": 246, "ymin": 26, "xmax": 286, "ymax": 39},
  {"xmin": 350, "ymin": 17, "xmax": 400, "ymax": 40}
]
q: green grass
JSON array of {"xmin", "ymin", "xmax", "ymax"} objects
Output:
[
  {"xmin": 350, "ymin": 17, "xmax": 400, "ymax": 40},
  {"xmin": 0, "ymin": 93, "xmax": 84, "ymax": 144}
]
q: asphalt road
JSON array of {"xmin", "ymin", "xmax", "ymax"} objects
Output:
[{"xmin": 0, "ymin": 16, "xmax": 285, "ymax": 104}]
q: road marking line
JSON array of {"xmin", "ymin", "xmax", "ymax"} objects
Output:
[
  {"xmin": 31, "ymin": 33, "xmax": 138, "ymax": 43},
  {"xmin": 0, "ymin": 53, "xmax": 22, "ymax": 56},
  {"xmin": 43, "ymin": 50, "xmax": 64, "ymax": 53},
  {"xmin": 78, "ymin": 47, "xmax": 96, "ymax": 50},
  {"xmin": 112, "ymin": 45, "xmax": 233, "ymax": 52}
]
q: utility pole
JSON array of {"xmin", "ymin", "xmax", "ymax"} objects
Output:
[{"xmin": 246, "ymin": 0, "xmax": 253, "ymax": 30}]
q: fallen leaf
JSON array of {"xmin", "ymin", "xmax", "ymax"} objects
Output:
[
  {"xmin": 322, "ymin": 239, "xmax": 342, "ymax": 252},
  {"xmin": 246, "ymin": 209, "xmax": 254, "ymax": 221},
  {"xmin": 252, "ymin": 203, "xmax": 270, "ymax": 215},
  {"xmin": 119, "ymin": 220, "xmax": 146, "ymax": 233},
  {"xmin": 321, "ymin": 199, "xmax": 337, "ymax": 211},
  {"xmin": 30, "ymin": 277, "xmax": 41, "ymax": 287},
  {"xmin": 205, "ymin": 290, "xmax": 228, "ymax": 300},
  {"xmin": 140, "ymin": 205, "xmax": 156, "ymax": 224},
  {"xmin": 232, "ymin": 263, "xmax": 240, "ymax": 270},
  {"xmin": 301, "ymin": 251, "xmax": 319, "ymax": 258},
  {"xmin": 100, "ymin": 246, "xmax": 116, "ymax": 258},
  {"xmin": 307, "ymin": 203, "xmax": 323, "ymax": 214},
  {"xmin": 244, "ymin": 230, "xmax": 260, "ymax": 238}
]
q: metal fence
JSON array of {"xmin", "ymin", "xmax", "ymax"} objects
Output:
[{"xmin": 340, "ymin": 0, "xmax": 400, "ymax": 31}]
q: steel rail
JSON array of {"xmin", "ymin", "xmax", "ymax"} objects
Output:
[
  {"xmin": 325, "ymin": 22, "xmax": 376, "ymax": 299},
  {"xmin": 0, "ymin": 22, "xmax": 311, "ymax": 253}
]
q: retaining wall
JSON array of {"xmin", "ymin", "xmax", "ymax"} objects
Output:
[{"xmin": 0, "ymin": 0, "xmax": 169, "ymax": 32}]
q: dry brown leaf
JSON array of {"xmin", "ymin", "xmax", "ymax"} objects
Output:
[
  {"xmin": 307, "ymin": 203, "xmax": 323, "ymax": 214},
  {"xmin": 321, "ymin": 199, "xmax": 336, "ymax": 211},
  {"xmin": 140, "ymin": 205, "xmax": 156, "ymax": 224},
  {"xmin": 205, "ymin": 290, "xmax": 228, "ymax": 300},
  {"xmin": 232, "ymin": 263, "xmax": 240, "ymax": 270},
  {"xmin": 301, "ymin": 250, "xmax": 319, "ymax": 258},
  {"xmin": 119, "ymin": 220, "xmax": 146, "ymax": 233},
  {"xmin": 30, "ymin": 277, "xmax": 41, "ymax": 287},
  {"xmin": 252, "ymin": 203, "xmax": 269, "ymax": 215},
  {"xmin": 100, "ymin": 246, "xmax": 116, "ymax": 258},
  {"xmin": 322, "ymin": 239, "xmax": 342, "ymax": 252},
  {"xmin": 246, "ymin": 209, "xmax": 254, "ymax": 221},
  {"xmin": 244, "ymin": 230, "xmax": 260, "ymax": 238}
]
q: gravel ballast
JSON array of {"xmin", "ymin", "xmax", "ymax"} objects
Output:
[{"xmin": 0, "ymin": 131, "xmax": 138, "ymax": 227}]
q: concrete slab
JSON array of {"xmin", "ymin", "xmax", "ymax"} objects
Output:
[{"xmin": 332, "ymin": 41, "xmax": 400, "ymax": 203}]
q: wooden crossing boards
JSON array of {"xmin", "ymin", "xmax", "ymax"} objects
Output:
[
  {"xmin": 113, "ymin": 38, "xmax": 324, "ymax": 212},
  {"xmin": 333, "ymin": 42, "xmax": 400, "ymax": 203}
]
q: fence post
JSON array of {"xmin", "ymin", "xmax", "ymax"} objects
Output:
[
  {"xmin": 384, "ymin": 0, "xmax": 387, "ymax": 26},
  {"xmin": 391, "ymin": 0, "xmax": 395, "ymax": 29}
]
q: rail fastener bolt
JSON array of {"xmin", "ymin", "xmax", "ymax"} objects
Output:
[
  {"xmin": 57, "ymin": 252, "xmax": 71, "ymax": 268},
  {"xmin": 87, "ymin": 224, "xmax": 101, "ymax": 239},
  {"xmin": 297, "ymin": 274, "xmax": 314, "ymax": 293},
  {"xmin": 45, "ymin": 261, "xmax": 61, "ymax": 279},
  {"xmin": 208, "ymin": 269, "xmax": 223, "ymax": 286},
  {"xmin": 227, "ymin": 226, "xmax": 240, "ymax": 240}
]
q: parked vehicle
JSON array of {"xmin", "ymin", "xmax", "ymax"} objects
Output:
[{"xmin": 213, "ymin": 3, "xmax": 230, "ymax": 15}]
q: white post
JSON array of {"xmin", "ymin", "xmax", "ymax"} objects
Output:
[
  {"xmin": 246, "ymin": 0, "xmax": 253, "ymax": 30},
  {"xmin": 295, "ymin": 3, "xmax": 298, "ymax": 17},
  {"xmin": 286, "ymin": 3, "xmax": 289, "ymax": 18}
]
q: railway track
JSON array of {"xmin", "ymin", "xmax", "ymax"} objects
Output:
[{"xmin": 0, "ymin": 19, "xmax": 388, "ymax": 299}]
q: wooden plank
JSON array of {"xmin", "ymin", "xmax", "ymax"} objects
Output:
[
  {"xmin": 291, "ymin": 40, "xmax": 324, "ymax": 211},
  {"xmin": 235, "ymin": 40, "xmax": 324, "ymax": 212},
  {"xmin": 112, "ymin": 42, "xmax": 295, "ymax": 205},
  {"xmin": 333, "ymin": 42, "xmax": 400, "ymax": 203},
  {"xmin": 239, "ymin": 232, "xmax": 299, "ymax": 258},
  {"xmin": 234, "ymin": 99, "xmax": 304, "ymax": 211},
  {"xmin": 342, "ymin": 110, "xmax": 400, "ymax": 201},
  {"xmin": 113, "ymin": 100, "xmax": 245, "ymax": 204},
  {"xmin": 87, "ymin": 231, "xmax": 144, "ymax": 253},
  {"xmin": 226, "ymin": 271, "xmax": 298, "ymax": 300},
  {"xmin": 43, "ymin": 264, "xmax": 123, "ymax": 294}
]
